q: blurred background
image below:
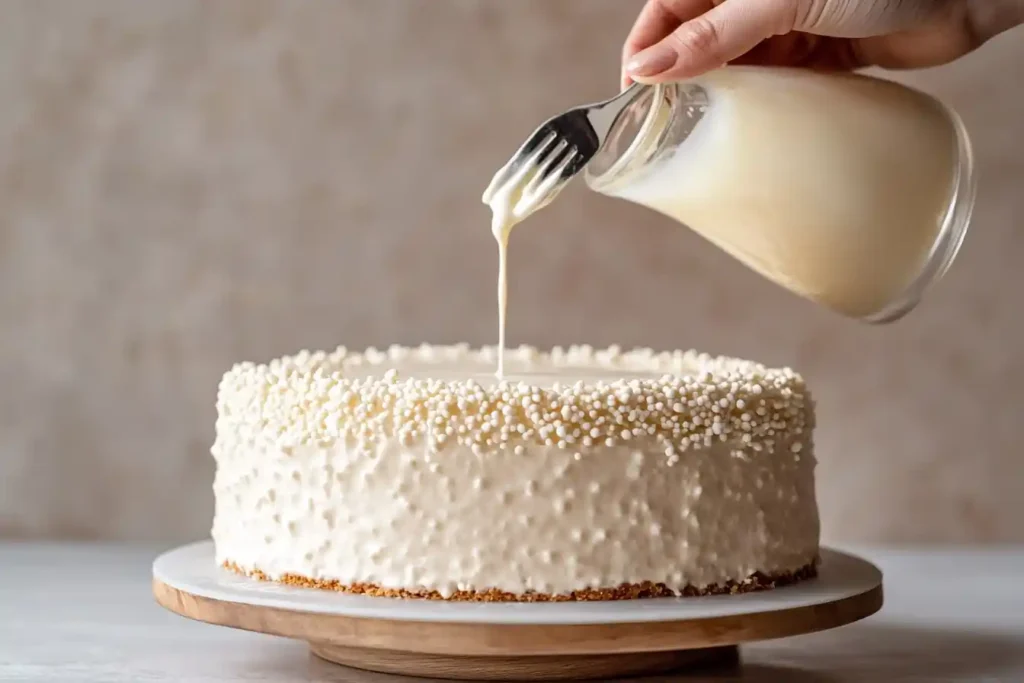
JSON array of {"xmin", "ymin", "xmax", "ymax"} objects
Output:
[{"xmin": 0, "ymin": 0, "xmax": 1021, "ymax": 544}]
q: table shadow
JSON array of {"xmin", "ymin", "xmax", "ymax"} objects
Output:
[{"xmin": 646, "ymin": 622, "xmax": 1024, "ymax": 682}]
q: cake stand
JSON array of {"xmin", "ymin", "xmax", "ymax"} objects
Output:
[{"xmin": 153, "ymin": 542, "xmax": 882, "ymax": 681}]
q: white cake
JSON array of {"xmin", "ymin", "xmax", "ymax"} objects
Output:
[{"xmin": 211, "ymin": 344, "xmax": 819, "ymax": 600}]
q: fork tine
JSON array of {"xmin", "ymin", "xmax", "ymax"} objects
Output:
[
  {"xmin": 545, "ymin": 148, "xmax": 578, "ymax": 182},
  {"xmin": 538, "ymin": 138, "xmax": 571, "ymax": 168},
  {"xmin": 501, "ymin": 135, "xmax": 563, "ymax": 199},
  {"xmin": 482, "ymin": 131, "xmax": 559, "ymax": 204},
  {"xmin": 520, "ymin": 141, "xmax": 573, "ymax": 197},
  {"xmin": 518, "ymin": 134, "xmax": 561, "ymax": 176},
  {"xmin": 482, "ymin": 154, "xmax": 520, "ymax": 204},
  {"xmin": 516, "ymin": 148, "xmax": 579, "ymax": 215},
  {"xmin": 483, "ymin": 129, "xmax": 557, "ymax": 201},
  {"xmin": 519, "ymin": 121, "xmax": 562, "ymax": 156},
  {"xmin": 516, "ymin": 174, "xmax": 570, "ymax": 216}
]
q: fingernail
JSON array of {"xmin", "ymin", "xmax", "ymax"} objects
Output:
[{"xmin": 625, "ymin": 45, "xmax": 677, "ymax": 78}]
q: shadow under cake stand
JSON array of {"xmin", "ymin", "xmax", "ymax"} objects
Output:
[{"xmin": 153, "ymin": 542, "xmax": 882, "ymax": 681}]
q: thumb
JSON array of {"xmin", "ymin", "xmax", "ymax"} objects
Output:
[{"xmin": 625, "ymin": 0, "xmax": 793, "ymax": 82}]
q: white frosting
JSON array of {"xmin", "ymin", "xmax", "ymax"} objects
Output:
[
  {"xmin": 213, "ymin": 436, "xmax": 817, "ymax": 596},
  {"xmin": 211, "ymin": 345, "xmax": 819, "ymax": 597}
]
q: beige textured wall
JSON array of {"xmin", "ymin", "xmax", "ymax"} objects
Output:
[{"xmin": 1, "ymin": 0, "xmax": 1022, "ymax": 542}]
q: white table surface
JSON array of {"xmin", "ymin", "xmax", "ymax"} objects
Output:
[{"xmin": 1, "ymin": 544, "xmax": 1022, "ymax": 682}]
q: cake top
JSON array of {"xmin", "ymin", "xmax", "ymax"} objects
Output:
[{"xmin": 216, "ymin": 344, "xmax": 812, "ymax": 457}]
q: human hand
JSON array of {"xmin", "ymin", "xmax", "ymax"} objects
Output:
[{"xmin": 622, "ymin": 0, "xmax": 1023, "ymax": 87}]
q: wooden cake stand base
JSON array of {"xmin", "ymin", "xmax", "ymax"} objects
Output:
[{"xmin": 307, "ymin": 643, "xmax": 740, "ymax": 680}]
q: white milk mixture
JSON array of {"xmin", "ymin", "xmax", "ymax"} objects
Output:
[
  {"xmin": 484, "ymin": 67, "xmax": 963, "ymax": 374},
  {"xmin": 606, "ymin": 68, "xmax": 959, "ymax": 319},
  {"xmin": 482, "ymin": 158, "xmax": 551, "ymax": 377}
]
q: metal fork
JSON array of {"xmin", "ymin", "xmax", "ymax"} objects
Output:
[{"xmin": 484, "ymin": 82, "xmax": 648, "ymax": 215}]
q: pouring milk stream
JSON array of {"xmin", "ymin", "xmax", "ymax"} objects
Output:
[{"xmin": 484, "ymin": 67, "xmax": 976, "ymax": 378}]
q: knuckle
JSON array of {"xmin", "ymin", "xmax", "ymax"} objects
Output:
[
  {"xmin": 783, "ymin": 0, "xmax": 809, "ymax": 33},
  {"xmin": 672, "ymin": 16, "xmax": 723, "ymax": 57}
]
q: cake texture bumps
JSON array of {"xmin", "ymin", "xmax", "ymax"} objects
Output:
[{"xmin": 211, "ymin": 344, "xmax": 820, "ymax": 601}]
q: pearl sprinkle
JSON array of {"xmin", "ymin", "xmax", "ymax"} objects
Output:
[{"xmin": 215, "ymin": 344, "xmax": 813, "ymax": 457}]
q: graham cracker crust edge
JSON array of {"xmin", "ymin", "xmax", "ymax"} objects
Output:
[{"xmin": 222, "ymin": 559, "xmax": 819, "ymax": 602}]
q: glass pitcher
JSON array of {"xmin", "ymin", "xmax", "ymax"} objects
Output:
[{"xmin": 583, "ymin": 67, "xmax": 976, "ymax": 322}]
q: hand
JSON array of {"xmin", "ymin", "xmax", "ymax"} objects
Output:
[{"xmin": 622, "ymin": 0, "xmax": 1022, "ymax": 87}]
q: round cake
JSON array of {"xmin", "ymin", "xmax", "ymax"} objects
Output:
[{"xmin": 211, "ymin": 344, "xmax": 820, "ymax": 601}]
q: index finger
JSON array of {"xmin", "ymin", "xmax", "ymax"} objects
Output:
[{"xmin": 622, "ymin": 0, "xmax": 712, "ymax": 88}]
